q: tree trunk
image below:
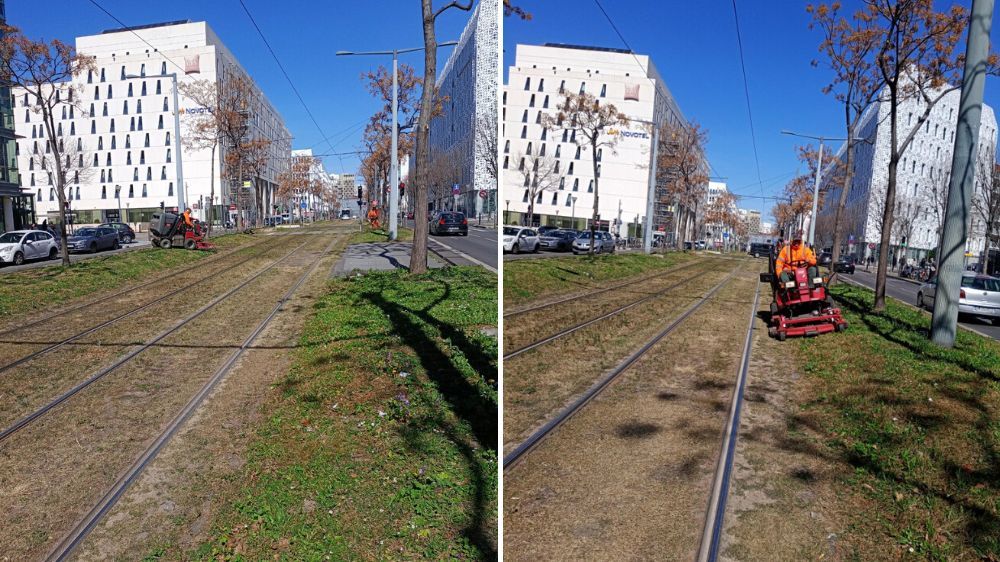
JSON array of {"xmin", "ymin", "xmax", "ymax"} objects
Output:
[
  {"xmin": 875, "ymin": 96, "xmax": 899, "ymax": 312},
  {"xmin": 41, "ymin": 106, "xmax": 70, "ymax": 266},
  {"xmin": 590, "ymin": 140, "xmax": 599, "ymax": 255},
  {"xmin": 207, "ymin": 142, "xmax": 216, "ymax": 237},
  {"xmin": 412, "ymin": 0, "xmax": 437, "ymax": 274}
]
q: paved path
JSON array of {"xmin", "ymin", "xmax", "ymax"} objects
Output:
[
  {"xmin": 846, "ymin": 267, "xmax": 1000, "ymax": 340},
  {"xmin": 331, "ymin": 242, "xmax": 446, "ymax": 277}
]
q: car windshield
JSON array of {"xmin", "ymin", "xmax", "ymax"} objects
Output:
[
  {"xmin": 556, "ymin": 230, "xmax": 576, "ymax": 238},
  {"xmin": 0, "ymin": 232, "xmax": 23, "ymax": 244},
  {"xmin": 503, "ymin": 227, "xmax": 521, "ymax": 236},
  {"xmin": 577, "ymin": 232, "xmax": 592, "ymax": 239},
  {"xmin": 962, "ymin": 276, "xmax": 1000, "ymax": 292},
  {"xmin": 76, "ymin": 228, "xmax": 98, "ymax": 237}
]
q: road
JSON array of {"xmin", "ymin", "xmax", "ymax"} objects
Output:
[
  {"xmin": 846, "ymin": 267, "xmax": 1000, "ymax": 339},
  {"xmin": 427, "ymin": 226, "xmax": 497, "ymax": 272}
]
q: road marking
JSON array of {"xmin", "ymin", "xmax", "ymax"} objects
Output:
[{"xmin": 428, "ymin": 237, "xmax": 497, "ymax": 273}]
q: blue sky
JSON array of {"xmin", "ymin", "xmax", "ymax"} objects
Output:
[
  {"xmin": 503, "ymin": 0, "xmax": 1000, "ymax": 222},
  {"xmin": 7, "ymin": 0, "xmax": 474, "ymax": 177}
]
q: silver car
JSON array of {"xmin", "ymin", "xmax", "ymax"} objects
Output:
[
  {"xmin": 572, "ymin": 231, "xmax": 616, "ymax": 255},
  {"xmin": 917, "ymin": 274, "xmax": 1000, "ymax": 318}
]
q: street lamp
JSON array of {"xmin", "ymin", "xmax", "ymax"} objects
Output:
[
  {"xmin": 504, "ymin": 199, "xmax": 510, "ymax": 225},
  {"xmin": 126, "ymin": 73, "xmax": 185, "ymax": 212},
  {"xmin": 780, "ymin": 129, "xmax": 866, "ymax": 247},
  {"xmin": 571, "ymin": 196, "xmax": 578, "ymax": 231},
  {"xmin": 114, "ymin": 184, "xmax": 122, "ymax": 223},
  {"xmin": 336, "ymin": 40, "xmax": 458, "ymax": 241}
]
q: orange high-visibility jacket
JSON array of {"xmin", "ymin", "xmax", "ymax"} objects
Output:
[
  {"xmin": 776, "ymin": 243, "xmax": 816, "ymax": 274},
  {"xmin": 182, "ymin": 210, "xmax": 194, "ymax": 228}
]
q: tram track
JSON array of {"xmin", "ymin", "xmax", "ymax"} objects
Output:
[
  {"xmin": 45, "ymin": 235, "xmax": 340, "ymax": 561},
  {"xmin": 0, "ymin": 236, "xmax": 312, "ymax": 445},
  {"xmin": 503, "ymin": 261, "xmax": 763, "ymax": 560}
]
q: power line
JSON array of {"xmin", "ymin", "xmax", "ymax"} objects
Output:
[
  {"xmin": 236, "ymin": 0, "xmax": 336, "ymax": 154},
  {"xmin": 731, "ymin": 0, "xmax": 767, "ymax": 209},
  {"xmin": 85, "ymin": 0, "xmax": 189, "ymax": 76}
]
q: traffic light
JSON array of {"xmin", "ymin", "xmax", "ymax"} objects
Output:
[
  {"xmin": 159, "ymin": 201, "xmax": 165, "ymax": 210},
  {"xmin": 357, "ymin": 186, "xmax": 363, "ymax": 200},
  {"xmin": 399, "ymin": 182, "xmax": 405, "ymax": 198}
]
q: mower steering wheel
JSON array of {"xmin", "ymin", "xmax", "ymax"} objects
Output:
[{"xmin": 790, "ymin": 260, "xmax": 810, "ymax": 267}]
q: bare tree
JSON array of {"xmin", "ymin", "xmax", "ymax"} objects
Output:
[
  {"xmin": 413, "ymin": 0, "xmax": 474, "ymax": 274},
  {"xmin": 0, "ymin": 25, "xmax": 95, "ymax": 265},
  {"xmin": 179, "ymin": 79, "xmax": 221, "ymax": 235},
  {"xmin": 543, "ymin": 91, "xmax": 629, "ymax": 253},
  {"xmin": 476, "ymin": 113, "xmax": 498, "ymax": 185},
  {"xmin": 514, "ymin": 152, "xmax": 559, "ymax": 225},
  {"xmin": 974, "ymin": 156, "xmax": 1000, "ymax": 272},
  {"xmin": 215, "ymin": 73, "xmax": 272, "ymax": 230},
  {"xmin": 658, "ymin": 120, "xmax": 708, "ymax": 247}
]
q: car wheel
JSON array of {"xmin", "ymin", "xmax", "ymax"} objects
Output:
[
  {"xmin": 512, "ymin": 243, "xmax": 520, "ymax": 254},
  {"xmin": 917, "ymin": 292, "xmax": 924, "ymax": 309},
  {"xmin": 90, "ymin": 243, "xmax": 98, "ymax": 253},
  {"xmin": 122, "ymin": 235, "xmax": 133, "ymax": 244},
  {"xmin": 114, "ymin": 240, "xmax": 121, "ymax": 250},
  {"xmin": 12, "ymin": 251, "xmax": 24, "ymax": 266},
  {"xmin": 48, "ymin": 247, "xmax": 57, "ymax": 260},
  {"xmin": 532, "ymin": 242, "xmax": 539, "ymax": 253},
  {"xmin": 753, "ymin": 252, "xmax": 760, "ymax": 258}
]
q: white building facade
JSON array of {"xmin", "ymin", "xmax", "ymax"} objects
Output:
[
  {"xmin": 502, "ymin": 43, "xmax": 690, "ymax": 237},
  {"xmin": 428, "ymin": 0, "xmax": 498, "ymax": 218},
  {"xmin": 816, "ymin": 87, "xmax": 997, "ymax": 263},
  {"xmin": 14, "ymin": 20, "xmax": 291, "ymax": 226}
]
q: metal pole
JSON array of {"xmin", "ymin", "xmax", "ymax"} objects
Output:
[
  {"xmin": 643, "ymin": 125, "xmax": 659, "ymax": 254},
  {"xmin": 931, "ymin": 0, "xmax": 994, "ymax": 347},
  {"xmin": 808, "ymin": 140, "xmax": 824, "ymax": 246},
  {"xmin": 170, "ymin": 73, "xmax": 185, "ymax": 212},
  {"xmin": 389, "ymin": 51, "xmax": 400, "ymax": 240}
]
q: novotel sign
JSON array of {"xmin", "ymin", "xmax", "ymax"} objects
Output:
[
  {"xmin": 607, "ymin": 128, "xmax": 650, "ymax": 140},
  {"xmin": 179, "ymin": 107, "xmax": 214, "ymax": 115}
]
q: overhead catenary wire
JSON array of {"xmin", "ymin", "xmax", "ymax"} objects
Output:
[
  {"xmin": 731, "ymin": 0, "xmax": 768, "ymax": 214},
  {"xmin": 235, "ymin": 0, "xmax": 337, "ymax": 155},
  {"xmin": 85, "ymin": 0, "xmax": 189, "ymax": 77}
]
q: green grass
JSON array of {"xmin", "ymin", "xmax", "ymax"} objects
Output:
[
  {"xmin": 350, "ymin": 227, "xmax": 414, "ymax": 244},
  {"xmin": 792, "ymin": 283, "xmax": 1000, "ymax": 559},
  {"xmin": 503, "ymin": 251, "xmax": 697, "ymax": 305},
  {"xmin": 197, "ymin": 266, "xmax": 497, "ymax": 561}
]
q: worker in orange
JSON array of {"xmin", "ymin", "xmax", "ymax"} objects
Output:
[
  {"xmin": 775, "ymin": 230, "xmax": 819, "ymax": 286},
  {"xmin": 182, "ymin": 207, "xmax": 194, "ymax": 231},
  {"xmin": 367, "ymin": 202, "xmax": 380, "ymax": 229}
]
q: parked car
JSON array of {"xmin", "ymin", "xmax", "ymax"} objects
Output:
[
  {"xmin": 0, "ymin": 230, "xmax": 59, "ymax": 265},
  {"xmin": 572, "ymin": 231, "xmax": 615, "ymax": 255},
  {"xmin": 695, "ymin": 240, "xmax": 707, "ymax": 250},
  {"xmin": 339, "ymin": 209, "xmax": 353, "ymax": 220},
  {"xmin": 430, "ymin": 211, "xmax": 469, "ymax": 236},
  {"xmin": 917, "ymin": 274, "xmax": 1000, "ymax": 319},
  {"xmin": 502, "ymin": 226, "xmax": 539, "ymax": 253},
  {"xmin": 818, "ymin": 252, "xmax": 834, "ymax": 266},
  {"xmin": 833, "ymin": 255, "xmax": 856, "ymax": 274},
  {"xmin": 539, "ymin": 229, "xmax": 578, "ymax": 252},
  {"xmin": 536, "ymin": 225, "xmax": 561, "ymax": 237},
  {"xmin": 66, "ymin": 226, "xmax": 120, "ymax": 253},
  {"xmin": 99, "ymin": 222, "xmax": 136, "ymax": 244},
  {"xmin": 748, "ymin": 242, "xmax": 772, "ymax": 258}
]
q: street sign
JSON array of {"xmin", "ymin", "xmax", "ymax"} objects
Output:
[
  {"xmin": 242, "ymin": 181, "xmax": 252, "ymax": 188},
  {"xmin": 849, "ymin": 234, "xmax": 855, "ymax": 243},
  {"xmin": 723, "ymin": 232, "xmax": 729, "ymax": 239},
  {"xmin": 868, "ymin": 242, "xmax": 876, "ymax": 249},
  {"xmin": 106, "ymin": 210, "xmax": 120, "ymax": 220},
  {"xmin": 452, "ymin": 183, "xmax": 460, "ymax": 195},
  {"xmin": 228, "ymin": 204, "xmax": 237, "ymax": 211},
  {"xmin": 300, "ymin": 201, "xmax": 307, "ymax": 209},
  {"xmin": 479, "ymin": 189, "xmax": 487, "ymax": 199}
]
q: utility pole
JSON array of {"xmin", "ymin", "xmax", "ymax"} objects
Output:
[
  {"xmin": 389, "ymin": 50, "xmax": 400, "ymax": 240},
  {"xmin": 931, "ymin": 0, "xmax": 994, "ymax": 347},
  {"xmin": 809, "ymin": 141, "xmax": 824, "ymax": 246},
  {"xmin": 643, "ymin": 124, "xmax": 659, "ymax": 254}
]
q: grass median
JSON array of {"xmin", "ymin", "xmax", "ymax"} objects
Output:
[
  {"xmin": 197, "ymin": 266, "xmax": 498, "ymax": 560},
  {"xmin": 0, "ymin": 231, "xmax": 255, "ymax": 319},
  {"xmin": 792, "ymin": 283, "xmax": 1000, "ymax": 559},
  {"xmin": 350, "ymin": 227, "xmax": 414, "ymax": 244},
  {"xmin": 503, "ymin": 251, "xmax": 699, "ymax": 306}
]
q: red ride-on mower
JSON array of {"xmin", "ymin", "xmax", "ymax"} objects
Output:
[
  {"xmin": 760, "ymin": 258, "xmax": 847, "ymax": 341},
  {"xmin": 149, "ymin": 212, "xmax": 215, "ymax": 250}
]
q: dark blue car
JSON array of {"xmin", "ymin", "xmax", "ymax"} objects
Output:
[{"xmin": 66, "ymin": 227, "xmax": 120, "ymax": 253}]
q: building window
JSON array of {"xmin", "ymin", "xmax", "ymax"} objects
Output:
[
  {"xmin": 521, "ymin": 126, "xmax": 527, "ymax": 139},
  {"xmin": 168, "ymin": 182, "xmax": 174, "ymax": 196},
  {"xmin": 579, "ymin": 82, "xmax": 586, "ymax": 94},
  {"xmin": 572, "ymin": 179, "xmax": 579, "ymax": 191},
  {"xmin": 551, "ymin": 192, "xmax": 558, "ymax": 205},
  {"xmin": 101, "ymin": 186, "xmax": 106, "ymax": 199},
  {"xmin": 596, "ymin": 165, "xmax": 602, "ymax": 177},
  {"xmin": 529, "ymin": 94, "xmax": 535, "ymax": 107},
  {"xmin": 161, "ymin": 62, "xmax": 167, "ymax": 74},
  {"xmin": 597, "ymin": 148, "xmax": 603, "ymax": 161},
  {"xmin": 142, "ymin": 82, "xmax": 148, "ymax": 96},
  {"xmin": 109, "ymin": 119, "xmax": 115, "ymax": 133},
  {"xmin": 133, "ymin": 168, "xmax": 139, "ymax": 181},
  {"xmin": 94, "ymin": 86, "xmax": 100, "ymax": 100},
  {"xmin": 539, "ymin": 143, "xmax": 546, "ymax": 156},
  {"xmin": 142, "ymin": 184, "xmax": 148, "ymax": 198},
  {"xmin": 575, "ymin": 145, "xmax": 581, "ymax": 159},
  {"xmin": 538, "ymin": 78, "xmax": 544, "ymax": 92},
  {"xmin": 138, "ymin": 117, "xmax": 143, "ymax": 131},
  {"xmin": 107, "ymin": 85, "xmax": 113, "ymax": 99},
  {"xmin": 540, "ymin": 129, "xmax": 547, "ymax": 140},
  {"xmin": 562, "ymin": 130, "xmax": 568, "ymax": 143},
  {"xmin": 75, "ymin": 186, "xmax": 80, "ymax": 200},
  {"xmin": 504, "ymin": 140, "xmax": 510, "ymax": 153},
  {"xmin": 523, "ymin": 174, "xmax": 530, "ymax": 187},
  {"xmin": 158, "ymin": 115, "xmax": 164, "ymax": 129},
  {"xmin": 521, "ymin": 110, "xmax": 528, "ymax": 123},
  {"xmin": 87, "ymin": 70, "xmax": 93, "ymax": 83},
  {"xmin": 588, "ymin": 179, "xmax": 594, "ymax": 192},
  {"xmin": 147, "ymin": 167, "xmax": 152, "ymax": 180},
  {"xmin": 535, "ymin": 112, "xmax": 542, "ymax": 124},
  {"xmin": 123, "ymin": 100, "xmax": 129, "ymax": 115},
  {"xmin": 524, "ymin": 77, "xmax": 531, "ymax": 90},
  {"xmin": 36, "ymin": 189, "xmax": 42, "ymax": 201},
  {"xmin": 140, "ymin": 63, "xmax": 146, "ymax": 77},
  {"xmin": 125, "ymin": 134, "xmax": 131, "ymax": 149},
  {"xmin": 543, "ymin": 95, "xmax": 549, "ymax": 108},
  {"xmin": 49, "ymin": 188, "xmax": 54, "ymax": 201},
  {"xmin": 555, "ymin": 145, "xmax": 562, "ymax": 158},
  {"xmin": 140, "ymin": 150, "xmax": 145, "ymax": 164},
  {"xmin": 522, "ymin": 188, "xmax": 529, "ymax": 201},
  {"xmin": 144, "ymin": 133, "xmax": 150, "ymax": 147},
  {"xmin": 128, "ymin": 83, "xmax": 134, "ymax": 97},
  {"xmin": 128, "ymin": 185, "xmax": 134, "ymax": 198},
  {"xmin": 155, "ymin": 81, "xmax": 160, "ymax": 95},
  {"xmin": 110, "ymin": 136, "xmax": 116, "ymax": 149},
  {"xmin": 137, "ymin": 99, "xmax": 142, "ymax": 112},
  {"xmin": 166, "ymin": 149, "xmax": 171, "ymax": 163},
  {"xmin": 162, "ymin": 97, "xmax": 169, "ymax": 112},
  {"xmin": 554, "ymin": 161, "xmax": 560, "ymax": 173},
  {"xmin": 127, "ymin": 151, "xmax": 132, "ymax": 165},
  {"xmin": 568, "ymin": 162, "xmax": 574, "ymax": 175},
  {"xmin": 30, "ymin": 173, "xmax": 35, "ymax": 186},
  {"xmin": 102, "ymin": 102, "xmax": 108, "ymax": 116},
  {"xmin": 518, "ymin": 157, "xmax": 525, "ymax": 171},
  {"xmin": 503, "ymin": 156, "xmax": 509, "ymax": 169},
  {"xmin": 600, "ymin": 84, "xmax": 607, "ymax": 97},
  {"xmin": 559, "ymin": 80, "xmax": 565, "ymax": 93},
  {"xmin": 559, "ymin": 177, "xmax": 566, "ymax": 190},
  {"xmin": 907, "ymin": 112, "xmax": 912, "ymax": 126},
  {"xmin": 98, "ymin": 136, "xmax": 104, "ymax": 150},
  {"xmin": 106, "ymin": 152, "xmax": 111, "ymax": 165},
  {"xmin": 89, "ymin": 103, "xmax": 95, "ymax": 117},
  {"xmin": 526, "ymin": 142, "xmax": 533, "ymax": 155}
]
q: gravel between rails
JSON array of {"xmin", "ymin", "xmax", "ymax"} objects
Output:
[
  {"xmin": 503, "ymin": 266, "xmax": 736, "ymax": 453},
  {"xmin": 503, "ymin": 263, "xmax": 759, "ymax": 561},
  {"xmin": 0, "ymin": 232, "xmax": 336, "ymax": 561},
  {"xmin": 0, "ymin": 235, "xmax": 306, "ymax": 430}
]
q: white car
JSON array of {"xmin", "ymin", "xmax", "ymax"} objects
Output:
[
  {"xmin": 918, "ymin": 274, "xmax": 1000, "ymax": 319},
  {"xmin": 0, "ymin": 230, "xmax": 59, "ymax": 265},
  {"xmin": 503, "ymin": 226, "xmax": 540, "ymax": 254}
]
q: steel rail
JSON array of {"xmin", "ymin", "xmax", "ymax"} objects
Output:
[
  {"xmin": 0, "ymin": 236, "xmax": 299, "ymax": 376},
  {"xmin": 0, "ymin": 237, "xmax": 313, "ymax": 445},
  {"xmin": 503, "ymin": 270, "xmax": 738, "ymax": 470},
  {"xmin": 503, "ymin": 258, "xmax": 706, "ymax": 318},
  {"xmin": 698, "ymin": 279, "xmax": 761, "ymax": 562},
  {"xmin": 45, "ymin": 236, "xmax": 339, "ymax": 561},
  {"xmin": 0, "ymin": 237, "xmax": 273, "ymax": 338},
  {"xmin": 504, "ymin": 262, "xmax": 717, "ymax": 360}
]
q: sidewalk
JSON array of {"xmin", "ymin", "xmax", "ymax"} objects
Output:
[{"xmin": 331, "ymin": 242, "xmax": 446, "ymax": 277}]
